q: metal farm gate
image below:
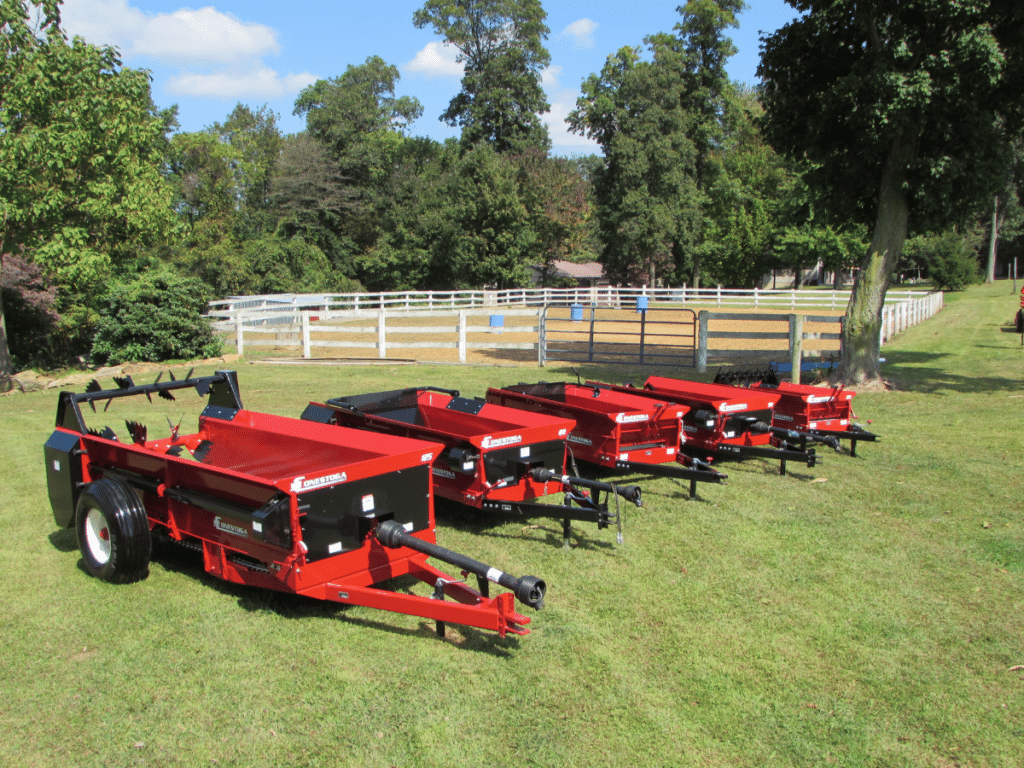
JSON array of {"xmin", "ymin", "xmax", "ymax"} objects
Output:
[{"xmin": 539, "ymin": 304, "xmax": 697, "ymax": 368}]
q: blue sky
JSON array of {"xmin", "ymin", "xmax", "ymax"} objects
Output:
[{"xmin": 59, "ymin": 0, "xmax": 801, "ymax": 155}]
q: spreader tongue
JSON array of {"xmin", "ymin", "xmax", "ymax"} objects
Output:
[{"xmin": 375, "ymin": 520, "xmax": 546, "ymax": 610}]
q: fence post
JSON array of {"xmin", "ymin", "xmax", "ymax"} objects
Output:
[
  {"xmin": 697, "ymin": 311, "xmax": 709, "ymax": 374},
  {"xmin": 235, "ymin": 310, "xmax": 244, "ymax": 356},
  {"xmin": 789, "ymin": 314, "xmax": 803, "ymax": 383},
  {"xmin": 588, "ymin": 306, "xmax": 596, "ymax": 362},
  {"xmin": 754, "ymin": 286, "xmax": 759, "ymax": 307},
  {"xmin": 538, "ymin": 309, "xmax": 546, "ymax": 366},
  {"xmin": 378, "ymin": 308, "xmax": 386, "ymax": 359},
  {"xmin": 638, "ymin": 308, "xmax": 647, "ymax": 366},
  {"xmin": 716, "ymin": 285, "xmax": 722, "ymax": 307},
  {"xmin": 458, "ymin": 309, "xmax": 467, "ymax": 364},
  {"xmin": 302, "ymin": 311, "xmax": 311, "ymax": 358}
]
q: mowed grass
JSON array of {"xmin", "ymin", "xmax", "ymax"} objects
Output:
[{"xmin": 1, "ymin": 281, "xmax": 1022, "ymax": 767}]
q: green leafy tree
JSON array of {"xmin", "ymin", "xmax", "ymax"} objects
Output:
[
  {"xmin": 569, "ymin": 45, "xmax": 699, "ymax": 286},
  {"xmin": 165, "ymin": 131, "xmax": 240, "ymax": 230},
  {"xmin": 699, "ymin": 85, "xmax": 788, "ymax": 287},
  {"xmin": 210, "ymin": 103, "xmax": 283, "ymax": 238},
  {"xmin": 292, "ymin": 57, "xmax": 423, "ymax": 265},
  {"xmin": 513, "ymin": 148, "xmax": 596, "ymax": 285},
  {"xmin": 91, "ymin": 268, "xmax": 220, "ymax": 365},
  {"xmin": 366, "ymin": 143, "xmax": 536, "ymax": 290},
  {"xmin": 269, "ymin": 132, "xmax": 362, "ymax": 274},
  {"xmin": 414, "ymin": 0, "xmax": 551, "ymax": 153},
  {"xmin": 1, "ymin": 0, "xmax": 176, "ymax": 384},
  {"xmin": 759, "ymin": 0, "xmax": 1024, "ymax": 384},
  {"xmin": 294, "ymin": 56, "xmax": 422, "ymax": 181},
  {"xmin": 904, "ymin": 230, "xmax": 982, "ymax": 291},
  {"xmin": 647, "ymin": 0, "xmax": 746, "ymax": 289}
]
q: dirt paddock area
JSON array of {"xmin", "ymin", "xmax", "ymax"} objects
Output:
[{"xmin": 232, "ymin": 306, "xmax": 845, "ymax": 368}]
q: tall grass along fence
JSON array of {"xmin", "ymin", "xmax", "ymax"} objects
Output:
[{"xmin": 211, "ymin": 288, "xmax": 942, "ymax": 371}]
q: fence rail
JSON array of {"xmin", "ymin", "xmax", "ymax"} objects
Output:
[
  {"xmin": 207, "ymin": 285, "xmax": 934, "ymax": 326},
  {"xmin": 212, "ymin": 288, "xmax": 943, "ymax": 370}
]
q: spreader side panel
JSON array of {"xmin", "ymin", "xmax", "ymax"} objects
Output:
[{"xmin": 298, "ymin": 463, "xmax": 431, "ymax": 562}]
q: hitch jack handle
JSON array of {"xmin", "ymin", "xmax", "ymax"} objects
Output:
[
  {"xmin": 530, "ymin": 467, "xmax": 642, "ymax": 507},
  {"xmin": 375, "ymin": 520, "xmax": 545, "ymax": 609}
]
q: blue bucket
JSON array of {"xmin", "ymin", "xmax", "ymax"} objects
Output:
[
  {"xmin": 570, "ymin": 304, "xmax": 584, "ymax": 321},
  {"xmin": 488, "ymin": 314, "xmax": 504, "ymax": 328},
  {"xmin": 636, "ymin": 296, "xmax": 649, "ymax": 312}
]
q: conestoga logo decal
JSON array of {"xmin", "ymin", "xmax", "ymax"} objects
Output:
[
  {"xmin": 567, "ymin": 433, "xmax": 593, "ymax": 446},
  {"xmin": 289, "ymin": 472, "xmax": 347, "ymax": 493},
  {"xmin": 719, "ymin": 403, "xmax": 748, "ymax": 413},
  {"xmin": 615, "ymin": 413, "xmax": 650, "ymax": 423},
  {"xmin": 433, "ymin": 467, "xmax": 456, "ymax": 479},
  {"xmin": 213, "ymin": 516, "xmax": 248, "ymax": 538},
  {"xmin": 481, "ymin": 434, "xmax": 522, "ymax": 449}
]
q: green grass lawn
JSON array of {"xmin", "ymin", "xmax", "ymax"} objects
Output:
[{"xmin": 2, "ymin": 281, "xmax": 1021, "ymax": 767}]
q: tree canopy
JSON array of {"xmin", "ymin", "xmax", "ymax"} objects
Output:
[
  {"xmin": 1, "ymin": 0, "xmax": 176, "ymax": 384},
  {"xmin": 414, "ymin": 0, "xmax": 551, "ymax": 153},
  {"xmin": 759, "ymin": 0, "xmax": 1024, "ymax": 383}
]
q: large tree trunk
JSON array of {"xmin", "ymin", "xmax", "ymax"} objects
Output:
[
  {"xmin": 692, "ymin": 252, "xmax": 701, "ymax": 291},
  {"xmin": 836, "ymin": 136, "xmax": 916, "ymax": 385}
]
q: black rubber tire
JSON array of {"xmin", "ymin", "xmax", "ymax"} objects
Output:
[
  {"xmin": 1015, "ymin": 309, "xmax": 1023, "ymax": 334},
  {"xmin": 75, "ymin": 477, "xmax": 151, "ymax": 584}
]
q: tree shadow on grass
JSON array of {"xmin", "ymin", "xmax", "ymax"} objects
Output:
[{"xmin": 880, "ymin": 350, "xmax": 1021, "ymax": 395}]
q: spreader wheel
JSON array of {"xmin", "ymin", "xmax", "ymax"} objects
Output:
[{"xmin": 75, "ymin": 477, "xmax": 151, "ymax": 584}]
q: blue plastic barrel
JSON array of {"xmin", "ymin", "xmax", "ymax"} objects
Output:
[
  {"xmin": 570, "ymin": 303, "xmax": 584, "ymax": 321},
  {"xmin": 636, "ymin": 296, "xmax": 649, "ymax": 312}
]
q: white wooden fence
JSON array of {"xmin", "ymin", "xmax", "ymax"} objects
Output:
[
  {"xmin": 207, "ymin": 285, "xmax": 933, "ymax": 325},
  {"xmin": 211, "ymin": 287, "xmax": 942, "ymax": 364},
  {"xmin": 228, "ymin": 307, "xmax": 540, "ymax": 363},
  {"xmin": 878, "ymin": 290, "xmax": 944, "ymax": 344}
]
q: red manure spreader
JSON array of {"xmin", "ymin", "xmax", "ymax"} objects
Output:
[
  {"xmin": 713, "ymin": 366, "xmax": 879, "ymax": 457},
  {"xmin": 302, "ymin": 387, "xmax": 641, "ymax": 547},
  {"xmin": 485, "ymin": 381, "xmax": 726, "ymax": 498},
  {"xmin": 44, "ymin": 371, "xmax": 544, "ymax": 638},
  {"xmin": 595, "ymin": 376, "xmax": 830, "ymax": 475}
]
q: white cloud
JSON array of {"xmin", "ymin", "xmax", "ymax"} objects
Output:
[
  {"xmin": 545, "ymin": 89, "xmax": 599, "ymax": 151},
  {"xmin": 62, "ymin": 0, "xmax": 278, "ymax": 63},
  {"xmin": 561, "ymin": 18, "xmax": 598, "ymax": 50},
  {"xmin": 168, "ymin": 67, "xmax": 317, "ymax": 98},
  {"xmin": 60, "ymin": 0, "xmax": 313, "ymax": 101},
  {"xmin": 405, "ymin": 41, "xmax": 464, "ymax": 78},
  {"xmin": 541, "ymin": 65, "xmax": 561, "ymax": 88}
]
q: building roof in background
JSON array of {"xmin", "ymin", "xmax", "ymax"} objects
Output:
[{"xmin": 549, "ymin": 261, "xmax": 604, "ymax": 279}]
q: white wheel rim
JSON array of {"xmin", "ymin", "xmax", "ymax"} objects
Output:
[{"xmin": 84, "ymin": 508, "xmax": 112, "ymax": 565}]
